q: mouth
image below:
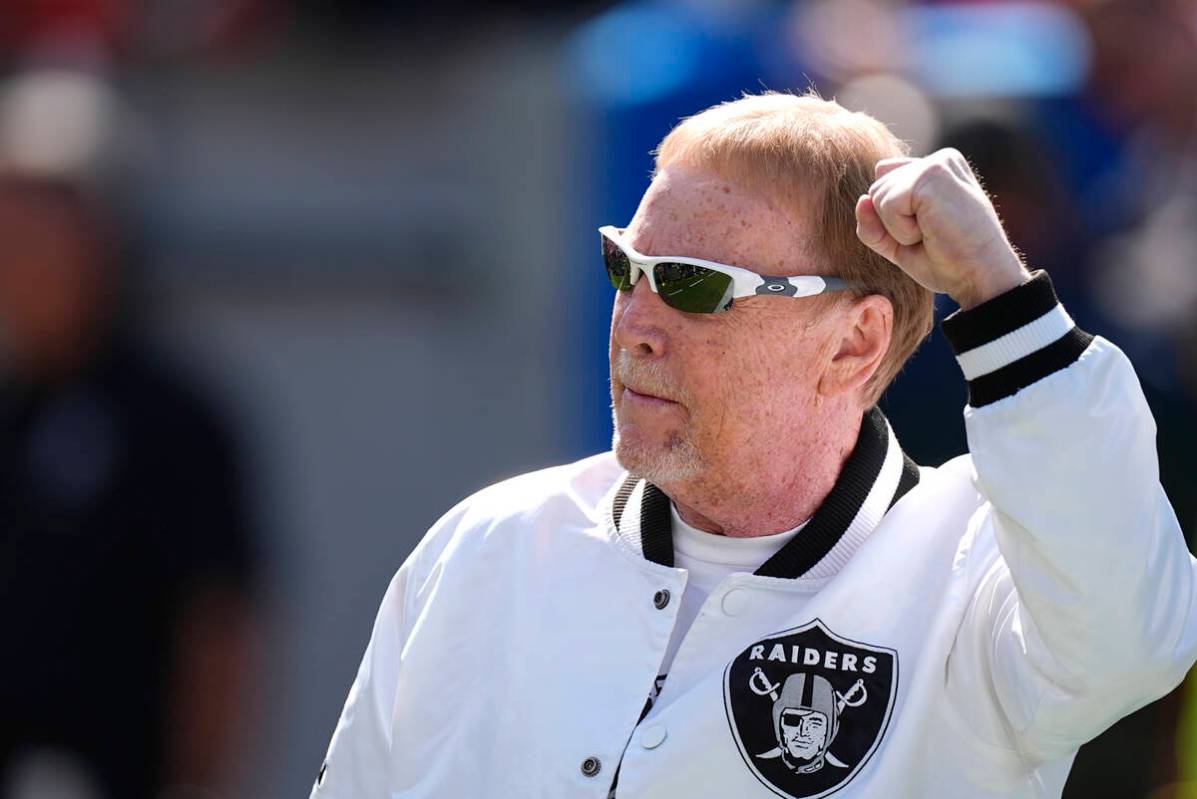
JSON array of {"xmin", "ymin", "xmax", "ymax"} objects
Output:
[{"xmin": 621, "ymin": 384, "xmax": 679, "ymax": 408}]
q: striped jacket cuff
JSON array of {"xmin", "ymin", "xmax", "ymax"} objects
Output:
[{"xmin": 941, "ymin": 271, "xmax": 1094, "ymax": 408}]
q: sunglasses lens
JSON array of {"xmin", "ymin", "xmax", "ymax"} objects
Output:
[
  {"xmin": 601, "ymin": 234, "xmax": 633, "ymax": 291},
  {"xmin": 654, "ymin": 262, "xmax": 734, "ymax": 313}
]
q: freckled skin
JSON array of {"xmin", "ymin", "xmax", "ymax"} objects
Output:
[{"xmin": 609, "ymin": 164, "xmax": 889, "ymax": 537}]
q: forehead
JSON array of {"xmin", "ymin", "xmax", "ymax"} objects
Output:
[{"xmin": 624, "ymin": 164, "xmax": 814, "ymax": 276}]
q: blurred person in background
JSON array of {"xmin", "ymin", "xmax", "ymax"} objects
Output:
[{"xmin": 0, "ymin": 71, "xmax": 259, "ymax": 799}]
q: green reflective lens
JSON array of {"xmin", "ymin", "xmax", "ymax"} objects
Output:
[
  {"xmin": 602, "ymin": 235, "xmax": 633, "ymax": 290},
  {"xmin": 654, "ymin": 262, "xmax": 734, "ymax": 313}
]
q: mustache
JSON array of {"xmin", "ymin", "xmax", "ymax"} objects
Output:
[{"xmin": 612, "ymin": 349, "xmax": 686, "ymax": 404}]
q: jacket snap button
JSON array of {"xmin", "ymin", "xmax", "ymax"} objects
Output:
[
  {"xmin": 640, "ymin": 725, "xmax": 667, "ymax": 749},
  {"xmin": 721, "ymin": 588, "xmax": 748, "ymax": 616},
  {"xmin": 653, "ymin": 589, "xmax": 671, "ymax": 610},
  {"xmin": 580, "ymin": 756, "xmax": 602, "ymax": 777}
]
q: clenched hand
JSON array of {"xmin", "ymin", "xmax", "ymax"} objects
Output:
[{"xmin": 855, "ymin": 148, "xmax": 1032, "ymax": 310}]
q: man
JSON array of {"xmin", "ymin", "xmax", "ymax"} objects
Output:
[{"xmin": 312, "ymin": 92, "xmax": 1197, "ymax": 798}]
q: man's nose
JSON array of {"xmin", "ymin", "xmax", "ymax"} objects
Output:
[{"xmin": 612, "ymin": 279, "xmax": 670, "ymax": 357}]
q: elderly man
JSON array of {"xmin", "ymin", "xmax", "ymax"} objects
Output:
[{"xmin": 312, "ymin": 92, "xmax": 1197, "ymax": 798}]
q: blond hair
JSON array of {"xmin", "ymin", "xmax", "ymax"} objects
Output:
[{"xmin": 653, "ymin": 90, "xmax": 935, "ymax": 406}]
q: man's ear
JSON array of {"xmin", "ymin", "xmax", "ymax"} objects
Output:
[{"xmin": 818, "ymin": 295, "xmax": 893, "ymax": 399}]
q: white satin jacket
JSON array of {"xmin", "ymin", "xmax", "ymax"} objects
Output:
[{"xmin": 311, "ymin": 273, "xmax": 1197, "ymax": 798}]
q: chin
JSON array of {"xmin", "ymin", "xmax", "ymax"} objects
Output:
[{"xmin": 612, "ymin": 423, "xmax": 704, "ymax": 484}]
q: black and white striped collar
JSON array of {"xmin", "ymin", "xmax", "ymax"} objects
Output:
[{"xmin": 610, "ymin": 407, "xmax": 919, "ymax": 580}]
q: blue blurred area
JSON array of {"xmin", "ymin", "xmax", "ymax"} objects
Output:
[{"xmin": 904, "ymin": 1, "xmax": 1091, "ymax": 97}]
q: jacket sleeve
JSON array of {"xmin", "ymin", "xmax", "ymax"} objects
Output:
[
  {"xmin": 309, "ymin": 561, "xmax": 411, "ymax": 798},
  {"xmin": 310, "ymin": 498, "xmax": 469, "ymax": 798},
  {"xmin": 941, "ymin": 271, "xmax": 1197, "ymax": 763}
]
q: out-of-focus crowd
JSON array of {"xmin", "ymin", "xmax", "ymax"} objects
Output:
[{"xmin": 0, "ymin": 1, "xmax": 1193, "ymax": 797}]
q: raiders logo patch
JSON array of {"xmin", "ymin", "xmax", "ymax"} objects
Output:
[{"xmin": 723, "ymin": 619, "xmax": 898, "ymax": 798}]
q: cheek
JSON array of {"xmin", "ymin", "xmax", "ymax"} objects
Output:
[
  {"xmin": 689, "ymin": 336, "xmax": 788, "ymax": 424},
  {"xmin": 690, "ymin": 326, "xmax": 827, "ymax": 437},
  {"xmin": 735, "ymin": 332, "xmax": 822, "ymax": 398}
]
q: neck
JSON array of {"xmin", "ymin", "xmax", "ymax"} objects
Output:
[{"xmin": 662, "ymin": 404, "xmax": 864, "ymax": 538}]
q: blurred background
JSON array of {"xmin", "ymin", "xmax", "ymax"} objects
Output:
[{"xmin": 0, "ymin": 0, "xmax": 1194, "ymax": 797}]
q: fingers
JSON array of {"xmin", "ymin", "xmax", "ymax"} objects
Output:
[
  {"xmin": 867, "ymin": 158, "xmax": 924, "ymax": 247},
  {"xmin": 856, "ymin": 194, "xmax": 927, "ymax": 274},
  {"xmin": 869, "ymin": 189, "xmax": 923, "ymax": 246},
  {"xmin": 855, "ymin": 194, "xmax": 899, "ymax": 263},
  {"xmin": 873, "ymin": 157, "xmax": 916, "ymax": 179}
]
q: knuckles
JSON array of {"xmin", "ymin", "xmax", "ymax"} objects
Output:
[
  {"xmin": 910, "ymin": 150, "xmax": 978, "ymax": 203},
  {"xmin": 867, "ymin": 148, "xmax": 984, "ymax": 223},
  {"xmin": 915, "ymin": 158, "xmax": 955, "ymax": 190},
  {"xmin": 933, "ymin": 146, "xmax": 966, "ymax": 164}
]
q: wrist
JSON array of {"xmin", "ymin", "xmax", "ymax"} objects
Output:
[
  {"xmin": 951, "ymin": 261, "xmax": 1032, "ymax": 310},
  {"xmin": 941, "ymin": 270, "xmax": 1093, "ymax": 407}
]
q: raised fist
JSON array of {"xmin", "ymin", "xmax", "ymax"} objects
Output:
[{"xmin": 854, "ymin": 148, "xmax": 1032, "ymax": 310}]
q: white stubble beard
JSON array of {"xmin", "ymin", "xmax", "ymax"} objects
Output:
[
  {"xmin": 611, "ymin": 414, "xmax": 705, "ymax": 485},
  {"xmin": 610, "ymin": 349, "xmax": 705, "ymax": 485}
]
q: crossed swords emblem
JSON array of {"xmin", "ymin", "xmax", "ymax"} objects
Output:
[{"xmin": 749, "ymin": 666, "xmax": 867, "ymax": 768}]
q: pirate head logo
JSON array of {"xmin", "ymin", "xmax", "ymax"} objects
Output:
[
  {"xmin": 754, "ymin": 670, "xmax": 867, "ymax": 774},
  {"xmin": 724, "ymin": 620, "xmax": 897, "ymax": 798}
]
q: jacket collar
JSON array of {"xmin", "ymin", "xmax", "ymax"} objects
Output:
[{"xmin": 610, "ymin": 407, "xmax": 919, "ymax": 580}]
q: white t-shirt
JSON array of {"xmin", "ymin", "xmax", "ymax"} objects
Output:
[{"xmin": 660, "ymin": 505, "xmax": 805, "ymax": 675}]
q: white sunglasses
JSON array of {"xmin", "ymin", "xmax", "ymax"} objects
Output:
[{"xmin": 599, "ymin": 225, "xmax": 855, "ymax": 314}]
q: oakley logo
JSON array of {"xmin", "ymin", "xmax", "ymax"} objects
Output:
[{"xmin": 756, "ymin": 276, "xmax": 799, "ymax": 297}]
